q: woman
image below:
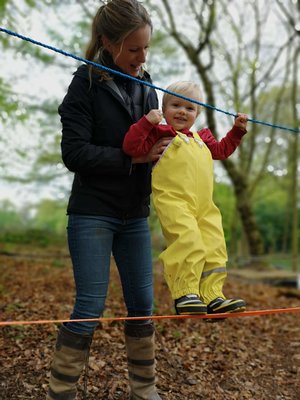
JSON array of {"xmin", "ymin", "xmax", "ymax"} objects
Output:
[{"xmin": 46, "ymin": 1, "xmax": 170, "ymax": 399}]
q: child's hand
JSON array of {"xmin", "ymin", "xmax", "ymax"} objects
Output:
[
  {"xmin": 145, "ymin": 109, "xmax": 163, "ymax": 125},
  {"xmin": 234, "ymin": 113, "xmax": 248, "ymax": 130}
]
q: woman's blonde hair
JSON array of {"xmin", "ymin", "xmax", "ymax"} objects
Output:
[
  {"xmin": 162, "ymin": 81, "xmax": 203, "ymax": 115},
  {"xmin": 85, "ymin": 0, "xmax": 152, "ymax": 80}
]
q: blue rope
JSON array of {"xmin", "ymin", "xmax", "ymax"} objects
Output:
[{"xmin": 1, "ymin": 27, "xmax": 299, "ymax": 134}]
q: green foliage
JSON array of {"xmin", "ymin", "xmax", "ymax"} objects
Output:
[
  {"xmin": 31, "ymin": 199, "xmax": 67, "ymax": 234},
  {"xmin": 213, "ymin": 180, "xmax": 299, "ymax": 255},
  {"xmin": 18, "ymin": 41, "xmax": 55, "ymax": 63},
  {"xmin": 0, "ymin": 78, "xmax": 20, "ymax": 121},
  {"xmin": 257, "ymin": 85, "xmax": 300, "ymax": 126},
  {"xmin": 0, "ymin": 0, "xmax": 8, "ymax": 16},
  {"xmin": 25, "ymin": 0, "xmax": 36, "ymax": 7},
  {"xmin": 172, "ymin": 329, "xmax": 183, "ymax": 340},
  {"xmin": 151, "ymin": 31, "xmax": 178, "ymax": 57},
  {"xmin": 147, "ymin": 30, "xmax": 187, "ymax": 84},
  {"xmin": 213, "ymin": 182, "xmax": 236, "ymax": 244},
  {"xmin": 255, "ymin": 201, "xmax": 288, "ymax": 252},
  {"xmin": 267, "ymin": 254, "xmax": 298, "ymax": 271},
  {"xmin": 253, "ymin": 187, "xmax": 291, "ymax": 253},
  {"xmin": 0, "ymin": 200, "xmax": 26, "ymax": 230},
  {"xmin": 51, "ymin": 258, "xmax": 65, "ymax": 269},
  {"xmin": 0, "ymin": 229, "xmax": 60, "ymax": 247},
  {"xmin": 0, "ymin": 199, "xmax": 67, "ymax": 248}
]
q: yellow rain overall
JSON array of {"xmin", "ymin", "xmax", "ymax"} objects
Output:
[{"xmin": 152, "ymin": 131, "xmax": 228, "ymax": 303}]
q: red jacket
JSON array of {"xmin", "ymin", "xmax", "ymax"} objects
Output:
[{"xmin": 123, "ymin": 115, "xmax": 246, "ymax": 160}]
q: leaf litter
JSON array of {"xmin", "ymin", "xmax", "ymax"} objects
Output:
[{"xmin": 0, "ymin": 251, "xmax": 300, "ymax": 400}]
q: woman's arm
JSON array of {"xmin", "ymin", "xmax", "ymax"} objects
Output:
[{"xmin": 60, "ymin": 75, "xmax": 132, "ymax": 176}]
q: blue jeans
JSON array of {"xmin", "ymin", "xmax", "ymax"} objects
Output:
[{"xmin": 65, "ymin": 214, "xmax": 154, "ymax": 334}]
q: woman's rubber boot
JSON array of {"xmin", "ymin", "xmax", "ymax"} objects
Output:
[
  {"xmin": 46, "ymin": 324, "xmax": 93, "ymax": 400},
  {"xmin": 125, "ymin": 322, "xmax": 162, "ymax": 400}
]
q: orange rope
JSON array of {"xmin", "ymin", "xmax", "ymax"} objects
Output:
[{"xmin": 1, "ymin": 307, "xmax": 300, "ymax": 327}]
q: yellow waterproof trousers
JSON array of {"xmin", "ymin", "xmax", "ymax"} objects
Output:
[{"xmin": 152, "ymin": 132, "xmax": 228, "ymax": 303}]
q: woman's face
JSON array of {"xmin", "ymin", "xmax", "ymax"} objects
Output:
[{"xmin": 106, "ymin": 24, "xmax": 152, "ymax": 77}]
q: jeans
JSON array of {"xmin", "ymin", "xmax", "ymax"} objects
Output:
[{"xmin": 65, "ymin": 214, "xmax": 154, "ymax": 334}]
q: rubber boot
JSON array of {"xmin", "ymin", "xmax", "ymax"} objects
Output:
[
  {"xmin": 46, "ymin": 325, "xmax": 93, "ymax": 400},
  {"xmin": 125, "ymin": 322, "xmax": 162, "ymax": 400}
]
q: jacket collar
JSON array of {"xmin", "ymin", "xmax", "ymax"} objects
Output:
[{"xmin": 73, "ymin": 64, "xmax": 152, "ymax": 118}]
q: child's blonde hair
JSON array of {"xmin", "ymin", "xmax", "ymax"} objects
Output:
[{"xmin": 162, "ymin": 81, "xmax": 203, "ymax": 115}]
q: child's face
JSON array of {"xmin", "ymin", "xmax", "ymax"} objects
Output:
[{"xmin": 164, "ymin": 94, "xmax": 198, "ymax": 131}]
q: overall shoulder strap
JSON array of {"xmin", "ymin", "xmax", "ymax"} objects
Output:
[{"xmin": 192, "ymin": 131, "xmax": 201, "ymax": 140}]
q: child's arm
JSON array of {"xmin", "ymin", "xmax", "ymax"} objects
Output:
[
  {"xmin": 123, "ymin": 110, "xmax": 176, "ymax": 158},
  {"xmin": 122, "ymin": 110, "xmax": 163, "ymax": 158},
  {"xmin": 199, "ymin": 113, "xmax": 248, "ymax": 160}
]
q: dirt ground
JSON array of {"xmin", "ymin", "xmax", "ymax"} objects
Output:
[{"xmin": 1, "ymin": 250, "xmax": 300, "ymax": 400}]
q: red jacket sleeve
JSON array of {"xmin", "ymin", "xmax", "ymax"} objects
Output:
[
  {"xmin": 199, "ymin": 125, "xmax": 247, "ymax": 160},
  {"xmin": 122, "ymin": 116, "xmax": 176, "ymax": 157}
]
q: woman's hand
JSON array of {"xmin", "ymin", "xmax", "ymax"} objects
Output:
[{"xmin": 132, "ymin": 137, "xmax": 173, "ymax": 164}]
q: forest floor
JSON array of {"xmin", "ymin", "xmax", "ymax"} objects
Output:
[{"xmin": 1, "ymin": 245, "xmax": 300, "ymax": 400}]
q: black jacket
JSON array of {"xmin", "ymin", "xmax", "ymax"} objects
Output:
[{"xmin": 59, "ymin": 64, "xmax": 158, "ymax": 218}]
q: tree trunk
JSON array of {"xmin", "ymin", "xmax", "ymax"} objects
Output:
[
  {"xmin": 291, "ymin": 47, "xmax": 299, "ymax": 272},
  {"xmin": 222, "ymin": 158, "xmax": 265, "ymax": 265},
  {"xmin": 199, "ymin": 59, "xmax": 265, "ymax": 263}
]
